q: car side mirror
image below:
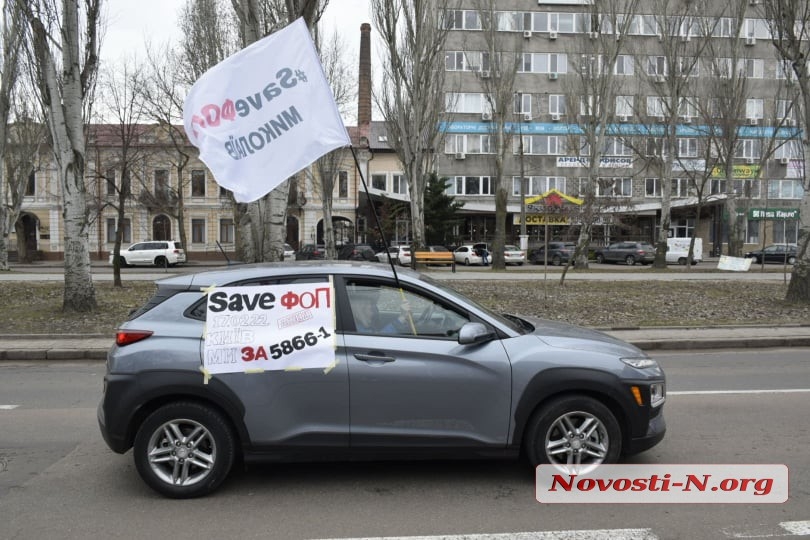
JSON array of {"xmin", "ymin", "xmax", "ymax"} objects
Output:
[{"xmin": 457, "ymin": 322, "xmax": 496, "ymax": 345}]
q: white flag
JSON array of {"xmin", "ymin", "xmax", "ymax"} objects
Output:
[{"xmin": 183, "ymin": 18, "xmax": 350, "ymax": 203}]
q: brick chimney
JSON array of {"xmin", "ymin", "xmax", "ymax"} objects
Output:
[{"xmin": 357, "ymin": 23, "xmax": 372, "ymax": 127}]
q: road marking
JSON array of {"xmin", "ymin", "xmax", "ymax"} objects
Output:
[
  {"xmin": 313, "ymin": 530, "xmax": 659, "ymax": 540},
  {"xmin": 0, "ymin": 404, "xmax": 20, "ymax": 410},
  {"xmin": 781, "ymin": 522, "xmax": 810, "ymax": 535},
  {"xmin": 668, "ymin": 389, "xmax": 810, "ymax": 396},
  {"xmin": 724, "ymin": 520, "xmax": 810, "ymax": 537}
]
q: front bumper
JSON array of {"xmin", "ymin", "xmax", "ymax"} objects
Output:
[{"xmin": 624, "ymin": 409, "xmax": 666, "ymax": 455}]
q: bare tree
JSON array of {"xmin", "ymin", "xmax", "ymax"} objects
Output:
[
  {"xmin": 559, "ymin": 0, "xmax": 640, "ymax": 276},
  {"xmin": 0, "ymin": 0, "xmax": 26, "ymax": 270},
  {"xmin": 372, "ymin": 0, "xmax": 451, "ymax": 255},
  {"xmin": 23, "ymin": 0, "xmax": 102, "ymax": 312},
  {"xmin": 762, "ymin": 0, "xmax": 810, "ymax": 303},
  {"xmin": 178, "ymin": 0, "xmax": 240, "ymax": 87},
  {"xmin": 92, "ymin": 60, "xmax": 150, "ymax": 286}
]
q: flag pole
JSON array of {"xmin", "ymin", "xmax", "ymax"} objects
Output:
[{"xmin": 350, "ymin": 145, "xmax": 400, "ymax": 287}]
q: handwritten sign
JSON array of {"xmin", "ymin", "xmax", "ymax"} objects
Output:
[
  {"xmin": 204, "ymin": 282, "xmax": 336, "ymax": 375},
  {"xmin": 717, "ymin": 256, "xmax": 752, "ymax": 272}
]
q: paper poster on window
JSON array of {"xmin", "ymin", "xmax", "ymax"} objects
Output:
[{"xmin": 203, "ymin": 282, "xmax": 336, "ymax": 375}]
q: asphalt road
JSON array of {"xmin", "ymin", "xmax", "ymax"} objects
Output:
[{"xmin": 1, "ymin": 349, "xmax": 809, "ymax": 539}]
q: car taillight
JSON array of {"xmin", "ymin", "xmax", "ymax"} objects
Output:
[{"xmin": 116, "ymin": 330, "xmax": 153, "ymax": 346}]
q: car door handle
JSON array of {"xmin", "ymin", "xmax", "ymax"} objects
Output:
[{"xmin": 354, "ymin": 353, "xmax": 395, "ymax": 363}]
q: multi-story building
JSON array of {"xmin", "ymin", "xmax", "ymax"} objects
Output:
[{"xmin": 436, "ymin": 1, "xmax": 804, "ymax": 254}]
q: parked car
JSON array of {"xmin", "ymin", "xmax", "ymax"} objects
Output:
[
  {"xmin": 454, "ymin": 245, "xmax": 485, "ymax": 266},
  {"xmin": 666, "ymin": 238, "xmax": 702, "ymax": 266},
  {"xmin": 98, "ymin": 262, "xmax": 666, "ymax": 498},
  {"xmin": 472, "ymin": 243, "xmax": 525, "ymax": 265},
  {"xmin": 595, "ymin": 242, "xmax": 656, "ymax": 266},
  {"xmin": 283, "ymin": 243, "xmax": 296, "ymax": 261},
  {"xmin": 108, "ymin": 241, "xmax": 186, "ymax": 267},
  {"xmin": 295, "ymin": 244, "xmax": 326, "ymax": 261},
  {"xmin": 529, "ymin": 242, "xmax": 576, "ymax": 266},
  {"xmin": 337, "ymin": 243, "xmax": 377, "ymax": 262},
  {"xmin": 745, "ymin": 243, "xmax": 798, "ymax": 265},
  {"xmin": 375, "ymin": 245, "xmax": 411, "ymax": 266}
]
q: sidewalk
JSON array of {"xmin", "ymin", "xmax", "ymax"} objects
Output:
[{"xmin": 2, "ymin": 324, "xmax": 809, "ymax": 361}]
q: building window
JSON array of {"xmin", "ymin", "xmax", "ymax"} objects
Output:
[
  {"xmin": 747, "ymin": 220, "xmax": 760, "ymax": 244},
  {"xmin": 219, "ymin": 185, "xmax": 229, "ymax": 198},
  {"xmin": 615, "ymin": 96, "xmax": 633, "ymax": 116},
  {"xmin": 596, "ymin": 177, "xmax": 632, "ymax": 198},
  {"xmin": 677, "ymin": 138, "xmax": 698, "ymax": 158},
  {"xmin": 446, "ymin": 176, "xmax": 493, "ymax": 196},
  {"xmin": 517, "ymin": 135, "xmax": 566, "ymax": 155},
  {"xmin": 746, "ymin": 99, "xmax": 764, "ymax": 120},
  {"xmin": 735, "ymin": 139, "xmax": 762, "ymax": 159},
  {"xmin": 106, "ymin": 169, "xmax": 116, "ymax": 196},
  {"xmin": 646, "ymin": 56, "xmax": 668, "ymax": 76},
  {"xmin": 773, "ymin": 220, "xmax": 799, "ymax": 243},
  {"xmin": 768, "ymin": 179, "xmax": 804, "ymax": 199},
  {"xmin": 371, "ymin": 174, "xmax": 387, "ymax": 191},
  {"xmin": 219, "ymin": 219, "xmax": 235, "ymax": 243},
  {"xmin": 549, "ymin": 94, "xmax": 566, "ymax": 115},
  {"xmin": 614, "ymin": 55, "xmax": 634, "ymax": 75},
  {"xmin": 514, "ymin": 93, "xmax": 532, "ymax": 114},
  {"xmin": 191, "ymin": 218, "xmax": 206, "ymax": 243},
  {"xmin": 106, "ymin": 217, "xmax": 131, "ymax": 243},
  {"xmin": 672, "ymin": 178, "xmax": 692, "ymax": 197},
  {"xmin": 154, "ymin": 169, "xmax": 169, "ymax": 196},
  {"xmin": 337, "ymin": 171, "xmax": 348, "ymax": 198},
  {"xmin": 520, "ymin": 53, "xmax": 568, "ymax": 74},
  {"xmin": 445, "ymin": 92, "xmax": 487, "ymax": 113},
  {"xmin": 25, "ymin": 171, "xmax": 36, "ymax": 196},
  {"xmin": 392, "ymin": 174, "xmax": 408, "ymax": 195},
  {"xmin": 672, "ymin": 218, "xmax": 695, "ymax": 238},
  {"xmin": 513, "ymin": 176, "xmax": 565, "ymax": 196},
  {"xmin": 191, "ymin": 170, "xmax": 206, "ymax": 197},
  {"xmin": 645, "ymin": 178, "xmax": 662, "ymax": 197}
]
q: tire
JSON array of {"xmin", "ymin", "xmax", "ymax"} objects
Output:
[
  {"xmin": 116, "ymin": 256, "xmax": 129, "ymax": 268},
  {"xmin": 525, "ymin": 395, "xmax": 622, "ymax": 469},
  {"xmin": 551, "ymin": 255, "xmax": 561, "ymax": 266},
  {"xmin": 464, "ymin": 258, "xmax": 470, "ymax": 266},
  {"xmin": 133, "ymin": 401, "xmax": 235, "ymax": 499},
  {"xmin": 595, "ymin": 254, "xmax": 604, "ymax": 264},
  {"xmin": 154, "ymin": 256, "xmax": 168, "ymax": 268},
  {"xmin": 753, "ymin": 256, "xmax": 761, "ymax": 264},
  {"xmin": 625, "ymin": 255, "xmax": 636, "ymax": 266},
  {"xmin": 678, "ymin": 257, "xmax": 687, "ymax": 266},
  {"xmin": 787, "ymin": 256, "xmax": 796, "ymax": 265}
]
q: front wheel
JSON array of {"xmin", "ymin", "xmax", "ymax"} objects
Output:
[
  {"xmin": 595, "ymin": 254, "xmax": 605, "ymax": 264},
  {"xmin": 678, "ymin": 257, "xmax": 687, "ymax": 266},
  {"xmin": 525, "ymin": 395, "xmax": 621, "ymax": 468},
  {"xmin": 551, "ymin": 255, "xmax": 561, "ymax": 266},
  {"xmin": 133, "ymin": 401, "xmax": 235, "ymax": 498},
  {"xmin": 787, "ymin": 256, "xmax": 797, "ymax": 265}
]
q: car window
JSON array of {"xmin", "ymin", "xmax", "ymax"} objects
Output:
[{"xmin": 344, "ymin": 278, "xmax": 469, "ymax": 338}]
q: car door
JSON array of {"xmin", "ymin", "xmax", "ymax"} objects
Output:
[
  {"xmin": 128, "ymin": 243, "xmax": 148, "ymax": 265},
  {"xmin": 336, "ymin": 276, "xmax": 512, "ymax": 448},
  {"xmin": 200, "ymin": 274, "xmax": 350, "ymax": 447}
]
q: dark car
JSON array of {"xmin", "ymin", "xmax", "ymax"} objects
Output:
[
  {"xmin": 595, "ymin": 242, "xmax": 655, "ymax": 266},
  {"xmin": 745, "ymin": 244, "xmax": 798, "ymax": 265},
  {"xmin": 295, "ymin": 244, "xmax": 326, "ymax": 260},
  {"xmin": 98, "ymin": 262, "xmax": 666, "ymax": 498},
  {"xmin": 338, "ymin": 243, "xmax": 377, "ymax": 262},
  {"xmin": 529, "ymin": 242, "xmax": 576, "ymax": 266}
]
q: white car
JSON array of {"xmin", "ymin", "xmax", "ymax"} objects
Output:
[
  {"xmin": 283, "ymin": 243, "xmax": 296, "ymax": 261},
  {"xmin": 453, "ymin": 245, "xmax": 485, "ymax": 266},
  {"xmin": 375, "ymin": 246, "xmax": 411, "ymax": 266},
  {"xmin": 504, "ymin": 245, "xmax": 526, "ymax": 265},
  {"xmin": 109, "ymin": 241, "xmax": 186, "ymax": 267}
]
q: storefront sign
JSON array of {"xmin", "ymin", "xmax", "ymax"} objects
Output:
[
  {"xmin": 556, "ymin": 156, "xmax": 633, "ymax": 168},
  {"xmin": 748, "ymin": 208, "xmax": 800, "ymax": 220},
  {"xmin": 515, "ymin": 214, "xmax": 572, "ymax": 225},
  {"xmin": 710, "ymin": 165, "xmax": 760, "ymax": 179}
]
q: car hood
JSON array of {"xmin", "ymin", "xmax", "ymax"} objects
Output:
[{"xmin": 521, "ymin": 316, "xmax": 645, "ymax": 357}]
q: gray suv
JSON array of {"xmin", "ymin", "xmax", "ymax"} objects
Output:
[{"xmin": 98, "ymin": 262, "xmax": 666, "ymax": 498}]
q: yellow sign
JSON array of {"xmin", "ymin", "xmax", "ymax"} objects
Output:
[
  {"xmin": 514, "ymin": 214, "xmax": 571, "ymax": 225},
  {"xmin": 710, "ymin": 165, "xmax": 760, "ymax": 179}
]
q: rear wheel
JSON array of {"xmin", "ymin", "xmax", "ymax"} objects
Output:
[
  {"xmin": 133, "ymin": 401, "xmax": 235, "ymax": 499},
  {"xmin": 787, "ymin": 256, "xmax": 797, "ymax": 265},
  {"xmin": 525, "ymin": 395, "xmax": 621, "ymax": 468},
  {"xmin": 154, "ymin": 256, "xmax": 168, "ymax": 268},
  {"xmin": 551, "ymin": 255, "xmax": 561, "ymax": 266},
  {"xmin": 464, "ymin": 258, "xmax": 471, "ymax": 266},
  {"xmin": 595, "ymin": 254, "xmax": 605, "ymax": 264},
  {"xmin": 625, "ymin": 255, "xmax": 636, "ymax": 266},
  {"xmin": 678, "ymin": 257, "xmax": 687, "ymax": 266},
  {"xmin": 115, "ymin": 256, "xmax": 129, "ymax": 268}
]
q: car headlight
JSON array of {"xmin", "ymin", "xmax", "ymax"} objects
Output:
[{"xmin": 621, "ymin": 356, "xmax": 659, "ymax": 369}]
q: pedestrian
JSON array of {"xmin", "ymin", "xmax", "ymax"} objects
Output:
[{"xmin": 481, "ymin": 248, "xmax": 489, "ymax": 265}]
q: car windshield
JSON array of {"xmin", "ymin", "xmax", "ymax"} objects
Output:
[
  {"xmin": 418, "ymin": 274, "xmax": 529, "ymax": 334},
  {"xmin": 505, "ymin": 245, "xmax": 519, "ymax": 251}
]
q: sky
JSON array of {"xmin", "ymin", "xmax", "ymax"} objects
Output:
[{"xmin": 101, "ymin": 0, "xmax": 372, "ymax": 122}]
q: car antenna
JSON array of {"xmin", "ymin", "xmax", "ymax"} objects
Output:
[{"xmin": 350, "ymin": 145, "xmax": 400, "ymax": 288}]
